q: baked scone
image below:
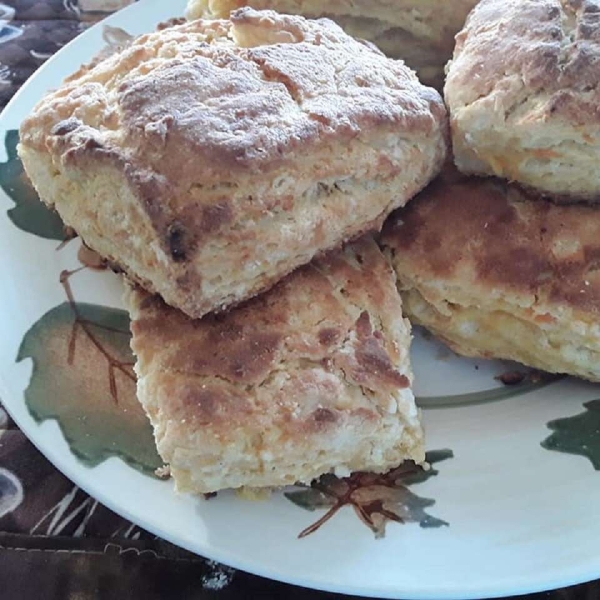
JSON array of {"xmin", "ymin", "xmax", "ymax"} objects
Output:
[
  {"xmin": 19, "ymin": 9, "xmax": 448, "ymax": 320},
  {"xmin": 187, "ymin": 0, "xmax": 479, "ymax": 89},
  {"xmin": 127, "ymin": 237, "xmax": 424, "ymax": 494},
  {"xmin": 381, "ymin": 169, "xmax": 600, "ymax": 382},
  {"xmin": 445, "ymin": 0, "xmax": 600, "ymax": 202}
]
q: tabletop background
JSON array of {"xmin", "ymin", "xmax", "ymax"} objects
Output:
[{"xmin": 0, "ymin": 1, "xmax": 596, "ymax": 598}]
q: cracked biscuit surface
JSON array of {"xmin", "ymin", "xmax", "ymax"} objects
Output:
[
  {"xmin": 445, "ymin": 0, "xmax": 600, "ymax": 202},
  {"xmin": 381, "ymin": 169, "xmax": 600, "ymax": 382},
  {"xmin": 126, "ymin": 237, "xmax": 424, "ymax": 494},
  {"xmin": 19, "ymin": 8, "xmax": 447, "ymax": 319},
  {"xmin": 186, "ymin": 0, "xmax": 479, "ymax": 89}
]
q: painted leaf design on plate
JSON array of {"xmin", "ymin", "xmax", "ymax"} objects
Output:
[
  {"xmin": 542, "ymin": 400, "xmax": 600, "ymax": 469},
  {"xmin": 16, "ymin": 301, "xmax": 162, "ymax": 475},
  {"xmin": 285, "ymin": 449, "xmax": 453, "ymax": 539},
  {"xmin": 0, "ymin": 130, "xmax": 65, "ymax": 240}
]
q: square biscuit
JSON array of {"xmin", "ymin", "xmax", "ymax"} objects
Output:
[
  {"xmin": 381, "ymin": 169, "xmax": 600, "ymax": 382},
  {"xmin": 445, "ymin": 0, "xmax": 600, "ymax": 202},
  {"xmin": 19, "ymin": 8, "xmax": 447, "ymax": 319},
  {"xmin": 126, "ymin": 237, "xmax": 424, "ymax": 494}
]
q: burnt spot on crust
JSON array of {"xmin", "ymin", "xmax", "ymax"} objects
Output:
[
  {"xmin": 318, "ymin": 327, "xmax": 340, "ymax": 346},
  {"xmin": 477, "ymin": 247, "xmax": 552, "ymax": 291},
  {"xmin": 166, "ymin": 221, "xmax": 189, "ymax": 262},
  {"xmin": 547, "ymin": 5, "xmax": 562, "ymax": 19},
  {"xmin": 137, "ymin": 292, "xmax": 164, "ymax": 312},
  {"xmin": 170, "ymin": 330, "xmax": 283, "ymax": 385},
  {"xmin": 217, "ymin": 332, "xmax": 282, "ymax": 382},
  {"xmin": 352, "ymin": 312, "xmax": 410, "ymax": 390},
  {"xmin": 355, "ymin": 310, "xmax": 373, "ymax": 338},
  {"xmin": 381, "ymin": 170, "xmax": 468, "ymax": 255},
  {"xmin": 384, "ymin": 210, "xmax": 424, "ymax": 253},
  {"xmin": 385, "ymin": 173, "xmax": 546, "ymax": 286},
  {"xmin": 355, "ymin": 337, "xmax": 411, "ymax": 390},
  {"xmin": 51, "ymin": 118, "xmax": 81, "ymax": 137},
  {"xmin": 62, "ymin": 135, "xmax": 116, "ymax": 165},
  {"xmin": 182, "ymin": 386, "xmax": 218, "ymax": 424},
  {"xmin": 176, "ymin": 381, "xmax": 253, "ymax": 427},
  {"xmin": 107, "ymin": 262, "xmax": 125, "ymax": 275},
  {"xmin": 81, "ymin": 137, "xmax": 104, "ymax": 151},
  {"xmin": 313, "ymin": 407, "xmax": 338, "ymax": 424},
  {"xmin": 383, "ymin": 167, "xmax": 600, "ymax": 315}
]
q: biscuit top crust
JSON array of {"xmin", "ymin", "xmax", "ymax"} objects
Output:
[
  {"xmin": 129, "ymin": 237, "xmax": 412, "ymax": 427},
  {"xmin": 21, "ymin": 8, "xmax": 445, "ymax": 179},
  {"xmin": 446, "ymin": 0, "xmax": 600, "ymax": 126},
  {"xmin": 188, "ymin": 0, "xmax": 480, "ymax": 50},
  {"xmin": 382, "ymin": 170, "xmax": 600, "ymax": 317}
]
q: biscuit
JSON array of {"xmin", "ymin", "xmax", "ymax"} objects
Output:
[
  {"xmin": 445, "ymin": 0, "xmax": 600, "ymax": 202},
  {"xmin": 381, "ymin": 169, "xmax": 600, "ymax": 382},
  {"xmin": 19, "ymin": 9, "xmax": 448, "ymax": 319},
  {"xmin": 126, "ymin": 237, "xmax": 424, "ymax": 494},
  {"xmin": 186, "ymin": 0, "xmax": 479, "ymax": 89}
]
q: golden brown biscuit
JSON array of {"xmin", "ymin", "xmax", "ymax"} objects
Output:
[
  {"xmin": 19, "ymin": 9, "xmax": 448, "ymax": 319},
  {"xmin": 127, "ymin": 237, "xmax": 424, "ymax": 494},
  {"xmin": 187, "ymin": 0, "xmax": 479, "ymax": 89},
  {"xmin": 381, "ymin": 169, "xmax": 600, "ymax": 382},
  {"xmin": 445, "ymin": 0, "xmax": 600, "ymax": 202}
]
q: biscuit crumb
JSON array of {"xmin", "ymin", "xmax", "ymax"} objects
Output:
[
  {"xmin": 155, "ymin": 464, "xmax": 171, "ymax": 479},
  {"xmin": 496, "ymin": 371, "xmax": 526, "ymax": 386}
]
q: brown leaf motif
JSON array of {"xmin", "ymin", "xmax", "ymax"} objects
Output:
[{"xmin": 286, "ymin": 449, "xmax": 453, "ymax": 539}]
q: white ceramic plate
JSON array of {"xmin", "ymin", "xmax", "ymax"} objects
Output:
[{"xmin": 1, "ymin": 2, "xmax": 600, "ymax": 598}]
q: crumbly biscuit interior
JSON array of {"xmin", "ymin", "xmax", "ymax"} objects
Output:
[{"xmin": 400, "ymin": 282, "xmax": 600, "ymax": 382}]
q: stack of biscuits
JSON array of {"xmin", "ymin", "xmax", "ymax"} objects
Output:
[
  {"xmin": 17, "ymin": 0, "xmax": 599, "ymax": 496},
  {"xmin": 18, "ymin": 8, "xmax": 448, "ymax": 493}
]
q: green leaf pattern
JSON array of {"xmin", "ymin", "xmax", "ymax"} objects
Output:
[
  {"xmin": 0, "ymin": 129, "xmax": 65, "ymax": 240},
  {"xmin": 17, "ymin": 302, "xmax": 162, "ymax": 475},
  {"xmin": 542, "ymin": 400, "xmax": 600, "ymax": 470}
]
